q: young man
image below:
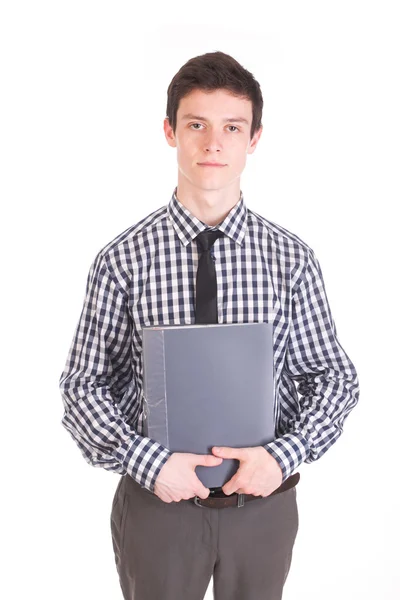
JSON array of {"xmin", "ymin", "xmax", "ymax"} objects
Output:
[{"xmin": 59, "ymin": 51, "xmax": 359, "ymax": 599}]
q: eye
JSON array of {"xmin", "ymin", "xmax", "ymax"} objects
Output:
[{"xmin": 189, "ymin": 123, "xmax": 240, "ymax": 132}]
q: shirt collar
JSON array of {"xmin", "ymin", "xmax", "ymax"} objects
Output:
[{"xmin": 167, "ymin": 186, "xmax": 248, "ymax": 247}]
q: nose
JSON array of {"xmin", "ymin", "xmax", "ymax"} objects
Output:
[{"xmin": 203, "ymin": 130, "xmax": 223, "ymax": 153}]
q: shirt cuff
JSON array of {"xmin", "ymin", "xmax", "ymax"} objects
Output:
[
  {"xmin": 115, "ymin": 435, "xmax": 173, "ymax": 492},
  {"xmin": 263, "ymin": 433, "xmax": 310, "ymax": 481}
]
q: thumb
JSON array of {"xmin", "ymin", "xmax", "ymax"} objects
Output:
[
  {"xmin": 195, "ymin": 454, "xmax": 223, "ymax": 467},
  {"xmin": 212, "ymin": 446, "xmax": 243, "ymax": 459}
]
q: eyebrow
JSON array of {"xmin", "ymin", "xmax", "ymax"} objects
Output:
[{"xmin": 181, "ymin": 113, "xmax": 250, "ymax": 125}]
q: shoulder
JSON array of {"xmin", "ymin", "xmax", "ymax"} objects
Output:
[
  {"xmin": 247, "ymin": 208, "xmax": 313, "ymax": 257},
  {"xmin": 86, "ymin": 204, "xmax": 168, "ymax": 289},
  {"xmin": 98, "ymin": 204, "xmax": 168, "ymax": 259}
]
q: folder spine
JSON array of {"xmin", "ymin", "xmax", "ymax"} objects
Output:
[{"xmin": 142, "ymin": 329, "xmax": 169, "ymax": 448}]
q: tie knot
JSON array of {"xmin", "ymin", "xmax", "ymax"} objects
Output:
[{"xmin": 195, "ymin": 229, "xmax": 224, "ymax": 253}]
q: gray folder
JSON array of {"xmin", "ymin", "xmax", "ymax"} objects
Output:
[{"xmin": 141, "ymin": 322, "xmax": 276, "ymax": 488}]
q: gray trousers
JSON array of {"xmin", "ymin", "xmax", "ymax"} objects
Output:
[{"xmin": 110, "ymin": 473, "xmax": 299, "ymax": 600}]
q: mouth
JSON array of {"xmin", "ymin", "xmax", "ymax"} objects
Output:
[{"xmin": 197, "ymin": 162, "xmax": 226, "ymax": 167}]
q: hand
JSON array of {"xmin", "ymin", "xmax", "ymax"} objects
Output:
[
  {"xmin": 212, "ymin": 445, "xmax": 283, "ymax": 497},
  {"xmin": 153, "ymin": 452, "xmax": 223, "ymax": 503}
]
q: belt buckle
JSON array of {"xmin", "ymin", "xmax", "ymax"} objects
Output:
[
  {"xmin": 193, "ymin": 486, "xmax": 220, "ymax": 507},
  {"xmin": 193, "ymin": 493, "xmax": 245, "ymax": 508},
  {"xmin": 193, "ymin": 496, "xmax": 205, "ymax": 508}
]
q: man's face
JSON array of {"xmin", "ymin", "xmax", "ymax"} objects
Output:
[{"xmin": 164, "ymin": 88, "xmax": 262, "ymax": 193}]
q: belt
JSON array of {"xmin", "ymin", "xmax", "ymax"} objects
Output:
[{"xmin": 191, "ymin": 472, "xmax": 300, "ymax": 509}]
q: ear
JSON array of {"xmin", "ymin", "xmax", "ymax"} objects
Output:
[
  {"xmin": 164, "ymin": 117, "xmax": 177, "ymax": 148},
  {"xmin": 247, "ymin": 125, "xmax": 263, "ymax": 155}
]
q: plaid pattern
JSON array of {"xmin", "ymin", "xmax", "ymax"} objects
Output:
[{"xmin": 59, "ymin": 187, "xmax": 359, "ymax": 492}]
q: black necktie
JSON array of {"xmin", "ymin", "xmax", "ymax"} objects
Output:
[{"xmin": 194, "ymin": 229, "xmax": 225, "ymax": 324}]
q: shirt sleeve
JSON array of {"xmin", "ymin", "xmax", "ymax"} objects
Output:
[
  {"xmin": 264, "ymin": 248, "xmax": 360, "ymax": 481},
  {"xmin": 58, "ymin": 251, "xmax": 172, "ymax": 492}
]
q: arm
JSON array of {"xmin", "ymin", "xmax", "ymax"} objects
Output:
[
  {"xmin": 264, "ymin": 248, "xmax": 360, "ymax": 481},
  {"xmin": 59, "ymin": 250, "xmax": 172, "ymax": 492}
]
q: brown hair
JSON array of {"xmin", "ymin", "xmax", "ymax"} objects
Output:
[{"xmin": 166, "ymin": 51, "xmax": 263, "ymax": 140}]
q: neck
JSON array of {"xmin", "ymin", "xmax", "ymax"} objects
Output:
[{"xmin": 175, "ymin": 178, "xmax": 241, "ymax": 227}]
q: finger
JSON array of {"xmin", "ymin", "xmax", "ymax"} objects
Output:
[
  {"xmin": 222, "ymin": 476, "xmax": 239, "ymax": 496},
  {"xmin": 195, "ymin": 484, "xmax": 210, "ymax": 500}
]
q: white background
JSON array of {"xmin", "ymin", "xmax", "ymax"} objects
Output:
[{"xmin": 1, "ymin": 1, "xmax": 399, "ymax": 599}]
